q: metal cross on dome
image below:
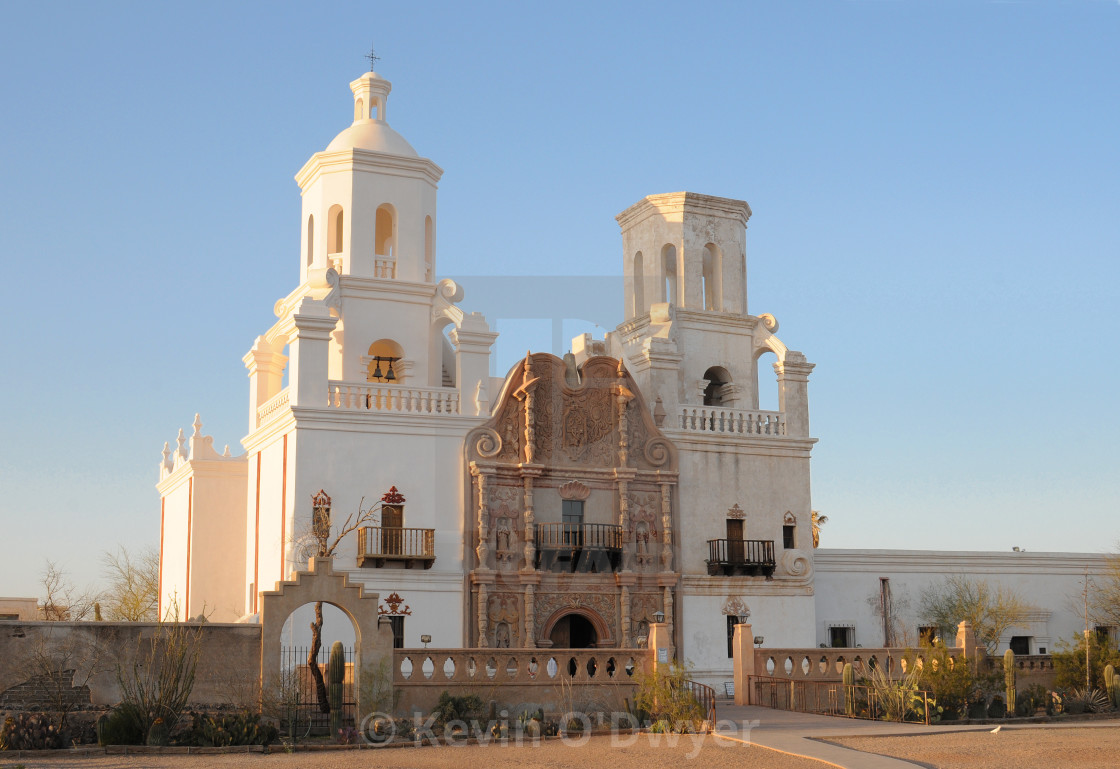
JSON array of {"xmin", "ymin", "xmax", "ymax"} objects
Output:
[{"xmin": 365, "ymin": 44, "xmax": 380, "ymax": 72}]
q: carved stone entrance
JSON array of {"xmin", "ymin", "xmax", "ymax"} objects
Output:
[
  {"xmin": 541, "ymin": 606, "xmax": 611, "ymax": 648},
  {"xmin": 549, "ymin": 613, "xmax": 597, "ymax": 648}
]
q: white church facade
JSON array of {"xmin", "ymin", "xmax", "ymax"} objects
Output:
[{"xmin": 157, "ymin": 69, "xmax": 1109, "ymax": 686}]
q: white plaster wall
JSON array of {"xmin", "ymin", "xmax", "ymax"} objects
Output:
[
  {"xmin": 814, "ymin": 549, "xmax": 1111, "ymax": 654},
  {"xmin": 674, "ymin": 441, "xmax": 814, "ymax": 577},
  {"xmin": 158, "ymin": 479, "xmax": 191, "ymax": 617},
  {"xmin": 187, "ymin": 461, "xmax": 248, "ymax": 622},
  {"xmin": 679, "ymin": 590, "xmax": 815, "ymax": 687}
]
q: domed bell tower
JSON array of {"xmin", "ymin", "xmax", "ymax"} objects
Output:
[{"xmin": 295, "ymin": 72, "xmax": 442, "ymax": 285}]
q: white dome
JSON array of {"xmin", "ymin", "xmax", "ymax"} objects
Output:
[{"xmin": 325, "ymin": 120, "xmax": 418, "ymax": 157}]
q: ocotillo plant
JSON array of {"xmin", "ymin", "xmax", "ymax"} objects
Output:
[
  {"xmin": 842, "ymin": 662, "xmax": 855, "ymax": 716},
  {"xmin": 1003, "ymin": 649, "xmax": 1016, "ymax": 717},
  {"xmin": 328, "ymin": 641, "xmax": 345, "ymax": 735}
]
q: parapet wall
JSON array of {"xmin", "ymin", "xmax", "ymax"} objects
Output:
[{"xmin": 0, "ymin": 621, "xmax": 262, "ymax": 710}]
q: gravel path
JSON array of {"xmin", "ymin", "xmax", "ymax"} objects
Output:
[
  {"xmin": 830, "ymin": 726, "xmax": 1120, "ymax": 769},
  {"xmin": 8, "ymin": 735, "xmax": 829, "ymax": 769}
]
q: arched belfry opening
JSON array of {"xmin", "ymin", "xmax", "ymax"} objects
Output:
[
  {"xmin": 661, "ymin": 244, "xmax": 678, "ymax": 305},
  {"xmin": 375, "ymin": 204, "xmax": 396, "ymax": 258},
  {"xmin": 703, "ymin": 366, "xmax": 732, "ymax": 406}
]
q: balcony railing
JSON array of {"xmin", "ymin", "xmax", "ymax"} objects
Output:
[
  {"xmin": 327, "ymin": 381, "xmax": 460, "ymax": 415},
  {"xmin": 535, "ymin": 523, "xmax": 623, "ymax": 574},
  {"xmin": 706, "ymin": 539, "xmax": 775, "ymax": 577},
  {"xmin": 358, "ymin": 526, "xmax": 435, "ymax": 569},
  {"xmin": 677, "ymin": 407, "xmax": 786, "ymax": 436}
]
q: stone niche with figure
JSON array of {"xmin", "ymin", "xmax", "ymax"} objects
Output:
[{"xmin": 465, "ymin": 352, "xmax": 680, "ymax": 650}]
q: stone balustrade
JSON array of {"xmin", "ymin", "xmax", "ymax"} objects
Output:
[
  {"xmin": 676, "ymin": 407, "xmax": 786, "ymax": 436},
  {"xmin": 393, "ymin": 648, "xmax": 646, "ymax": 687},
  {"xmin": 374, "ymin": 257, "xmax": 397, "ymax": 278},
  {"xmin": 327, "ymin": 381, "xmax": 460, "ymax": 415},
  {"xmin": 256, "ymin": 388, "xmax": 290, "ymax": 428},
  {"xmin": 755, "ymin": 647, "xmax": 967, "ymax": 681}
]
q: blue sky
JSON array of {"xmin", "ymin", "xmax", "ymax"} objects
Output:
[{"xmin": 1, "ymin": 1, "xmax": 1117, "ymax": 599}]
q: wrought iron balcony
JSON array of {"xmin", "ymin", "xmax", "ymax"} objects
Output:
[
  {"xmin": 535, "ymin": 523, "xmax": 623, "ymax": 574},
  {"xmin": 358, "ymin": 526, "xmax": 435, "ymax": 569},
  {"xmin": 706, "ymin": 539, "xmax": 775, "ymax": 577}
]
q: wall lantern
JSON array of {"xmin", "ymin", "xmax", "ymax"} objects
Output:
[
  {"xmin": 653, "ymin": 610, "xmax": 665, "ymax": 624},
  {"xmin": 753, "ymin": 635, "xmax": 765, "ymax": 647}
]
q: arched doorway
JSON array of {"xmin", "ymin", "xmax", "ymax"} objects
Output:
[{"xmin": 549, "ymin": 612, "xmax": 598, "ymax": 648}]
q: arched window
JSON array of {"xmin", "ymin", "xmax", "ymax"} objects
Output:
[
  {"xmin": 661, "ymin": 244, "xmax": 677, "ymax": 305},
  {"xmin": 424, "ymin": 215, "xmax": 434, "ymax": 281},
  {"xmin": 375, "ymin": 204, "xmax": 396, "ymax": 257},
  {"xmin": 703, "ymin": 366, "xmax": 731, "ymax": 406},
  {"xmin": 354, "ymin": 97, "xmax": 365, "ymax": 122},
  {"xmin": 328, "ymin": 205, "xmax": 344, "ymax": 254},
  {"xmin": 703, "ymin": 243, "xmax": 722, "ymax": 311},
  {"xmin": 305, "ymin": 214, "xmax": 314, "ymax": 267},
  {"xmin": 632, "ymin": 251, "xmax": 645, "ymax": 316}
]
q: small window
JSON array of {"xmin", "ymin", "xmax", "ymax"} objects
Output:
[
  {"xmin": 918, "ymin": 626, "xmax": 939, "ymax": 645},
  {"xmin": 727, "ymin": 615, "xmax": 737, "ymax": 658},
  {"xmin": 389, "ymin": 615, "xmax": 404, "ymax": 649},
  {"xmin": 562, "ymin": 500, "xmax": 584, "ymax": 546},
  {"xmin": 830, "ymin": 626, "xmax": 851, "ymax": 648},
  {"xmin": 328, "ymin": 205, "xmax": 344, "ymax": 254},
  {"xmin": 783, "ymin": 525, "xmax": 796, "ymax": 549},
  {"xmin": 1009, "ymin": 636, "xmax": 1031, "ymax": 655},
  {"xmin": 1095, "ymin": 625, "xmax": 1115, "ymax": 644}
]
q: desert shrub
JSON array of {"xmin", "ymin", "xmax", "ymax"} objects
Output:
[
  {"xmin": 1052, "ymin": 635, "xmax": 1120, "ymax": 691},
  {"xmin": 987, "ymin": 695, "xmax": 1006, "ymax": 718},
  {"xmin": 632, "ymin": 662, "xmax": 704, "ymax": 733},
  {"xmin": 430, "ymin": 692, "xmax": 484, "ymax": 728},
  {"xmin": 862, "ymin": 662, "xmax": 934, "ymax": 722},
  {"xmin": 0, "ymin": 713, "xmax": 65, "ymax": 751},
  {"xmin": 116, "ymin": 620, "xmax": 203, "ymax": 740},
  {"xmin": 187, "ymin": 710, "xmax": 277, "ymax": 747},
  {"xmin": 96, "ymin": 708, "xmax": 145, "ymax": 746},
  {"xmin": 905, "ymin": 643, "xmax": 998, "ymax": 720}
]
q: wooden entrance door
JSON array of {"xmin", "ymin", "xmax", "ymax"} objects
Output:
[{"xmin": 726, "ymin": 519, "xmax": 744, "ymax": 562}]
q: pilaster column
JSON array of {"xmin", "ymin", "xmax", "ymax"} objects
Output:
[
  {"xmin": 474, "ymin": 469, "xmax": 492, "ymax": 569},
  {"xmin": 620, "ymin": 584, "xmax": 631, "ymax": 648},
  {"xmin": 477, "ymin": 584, "xmax": 489, "ymax": 648},
  {"xmin": 524, "ymin": 583, "xmax": 535, "ymax": 648},
  {"xmin": 659, "ymin": 482, "xmax": 674, "ymax": 571},
  {"xmin": 522, "ymin": 474, "xmax": 536, "ymax": 569},
  {"xmin": 243, "ymin": 337, "xmax": 287, "ymax": 433},
  {"xmin": 286, "ymin": 298, "xmax": 338, "ymax": 408},
  {"xmin": 774, "ymin": 352, "xmax": 815, "ymax": 437}
]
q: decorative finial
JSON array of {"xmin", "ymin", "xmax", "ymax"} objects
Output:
[
  {"xmin": 192, "ymin": 413, "xmax": 203, "ymax": 437},
  {"xmin": 365, "ymin": 43, "xmax": 380, "ymax": 72}
]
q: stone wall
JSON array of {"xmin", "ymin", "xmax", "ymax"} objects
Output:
[{"xmin": 0, "ymin": 621, "xmax": 262, "ymax": 710}]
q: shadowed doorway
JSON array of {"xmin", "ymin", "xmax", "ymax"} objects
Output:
[{"xmin": 549, "ymin": 613, "xmax": 597, "ymax": 648}]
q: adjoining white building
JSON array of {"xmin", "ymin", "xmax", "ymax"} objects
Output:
[{"xmin": 158, "ymin": 68, "xmax": 1109, "ymax": 687}]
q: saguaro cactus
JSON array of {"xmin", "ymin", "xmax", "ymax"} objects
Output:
[
  {"xmin": 1105, "ymin": 664, "xmax": 1119, "ymax": 709},
  {"xmin": 328, "ymin": 641, "xmax": 345, "ymax": 735},
  {"xmin": 1003, "ymin": 649, "xmax": 1016, "ymax": 717},
  {"xmin": 842, "ymin": 662, "xmax": 855, "ymax": 716}
]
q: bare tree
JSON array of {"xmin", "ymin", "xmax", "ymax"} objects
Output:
[
  {"xmin": 919, "ymin": 575, "xmax": 1035, "ymax": 653},
  {"xmin": 1091, "ymin": 551, "xmax": 1120, "ymax": 628},
  {"xmin": 39, "ymin": 560, "xmax": 100, "ymax": 621},
  {"xmin": 298, "ymin": 492, "xmax": 381, "ymax": 714},
  {"xmin": 100, "ymin": 546, "xmax": 160, "ymax": 621},
  {"xmin": 24, "ymin": 627, "xmax": 110, "ymax": 730}
]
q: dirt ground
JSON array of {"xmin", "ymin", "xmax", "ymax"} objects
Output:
[
  {"xmin": 830, "ymin": 725, "xmax": 1120, "ymax": 769},
  {"xmin": 4, "ymin": 734, "xmax": 827, "ymax": 769}
]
